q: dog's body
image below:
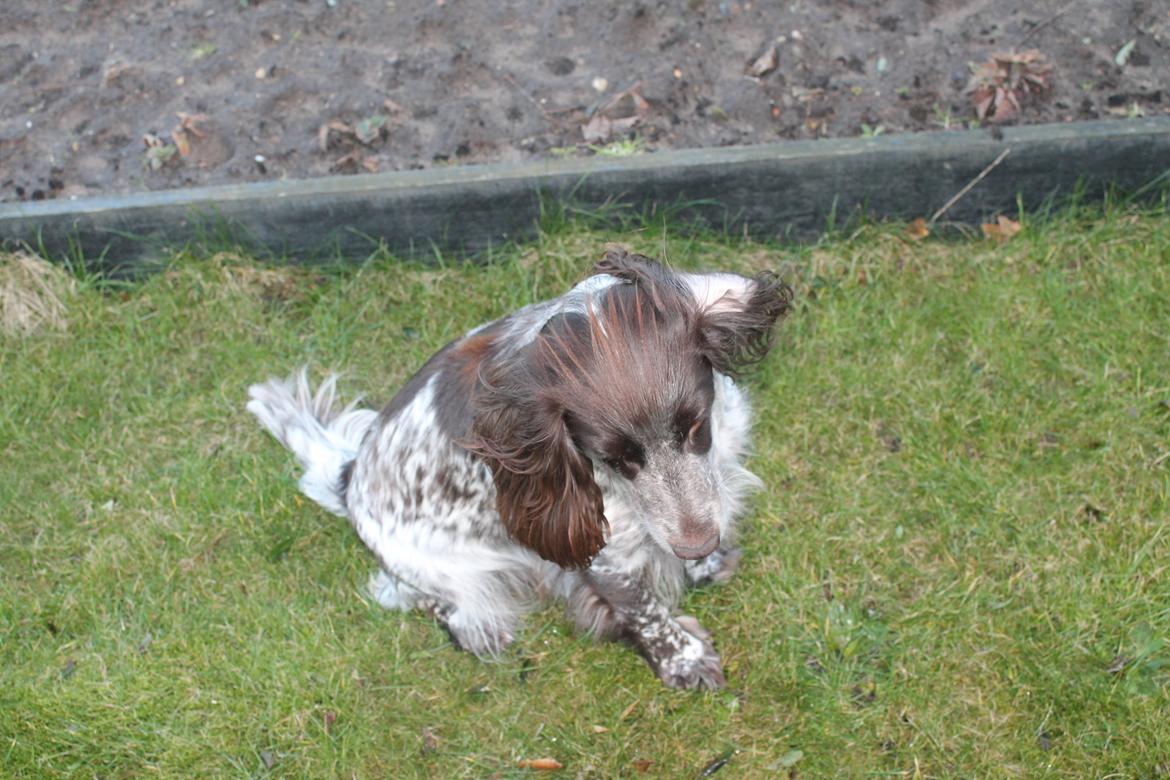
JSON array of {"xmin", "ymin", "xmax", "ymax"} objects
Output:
[{"xmin": 248, "ymin": 249, "xmax": 790, "ymax": 689}]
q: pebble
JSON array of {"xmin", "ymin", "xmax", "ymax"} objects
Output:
[{"xmin": 591, "ymin": 77, "xmax": 608, "ymax": 92}]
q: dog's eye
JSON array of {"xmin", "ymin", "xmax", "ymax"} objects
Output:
[
  {"xmin": 603, "ymin": 439, "xmax": 644, "ymax": 479},
  {"xmin": 604, "ymin": 456, "xmax": 641, "ymax": 479}
]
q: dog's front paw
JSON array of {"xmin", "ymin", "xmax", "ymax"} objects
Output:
[
  {"xmin": 686, "ymin": 547, "xmax": 742, "ymax": 587},
  {"xmin": 655, "ymin": 625, "xmax": 725, "ymax": 690}
]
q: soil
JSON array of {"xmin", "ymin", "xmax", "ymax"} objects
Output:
[{"xmin": 2, "ymin": 0, "xmax": 1167, "ymax": 204}]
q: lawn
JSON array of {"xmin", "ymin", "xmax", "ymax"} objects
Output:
[{"xmin": 1, "ymin": 205, "xmax": 1168, "ymax": 777}]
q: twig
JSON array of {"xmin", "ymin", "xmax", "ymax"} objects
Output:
[
  {"xmin": 929, "ymin": 147, "xmax": 1012, "ymax": 226},
  {"xmin": 1153, "ymin": 450, "xmax": 1170, "ymax": 468},
  {"xmin": 1018, "ymin": 4, "xmax": 1072, "ymax": 47},
  {"xmin": 497, "ymin": 71, "xmax": 568, "ymax": 127}
]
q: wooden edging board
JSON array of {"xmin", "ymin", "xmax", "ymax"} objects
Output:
[{"xmin": 1, "ymin": 117, "xmax": 1168, "ymax": 273}]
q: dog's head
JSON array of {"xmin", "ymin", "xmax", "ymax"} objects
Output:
[{"xmin": 468, "ymin": 248, "xmax": 792, "ymax": 569}]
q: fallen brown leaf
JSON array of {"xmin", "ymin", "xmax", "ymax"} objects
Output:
[
  {"xmin": 170, "ymin": 129, "xmax": 191, "ymax": 157},
  {"xmin": 331, "ymin": 150, "xmax": 365, "ymax": 173},
  {"xmin": 582, "ymin": 114, "xmax": 615, "ymax": 144},
  {"xmin": 746, "ymin": 44, "xmax": 779, "ymax": 78},
  {"xmin": 170, "ymin": 112, "xmax": 210, "ymax": 157},
  {"xmin": 618, "ymin": 699, "xmax": 639, "ymax": 721},
  {"xmin": 318, "ymin": 120, "xmax": 354, "ymax": 152},
  {"xmin": 581, "ymin": 84, "xmax": 650, "ymax": 143},
  {"xmin": 517, "ymin": 757, "xmax": 563, "ymax": 770},
  {"xmin": 632, "ymin": 759, "xmax": 654, "ymax": 773},
  {"xmin": 968, "ymin": 50, "xmax": 1051, "ymax": 123},
  {"xmin": 905, "ymin": 217, "xmax": 930, "ymax": 241},
  {"xmin": 981, "ymin": 214, "xmax": 1022, "ymax": 242}
]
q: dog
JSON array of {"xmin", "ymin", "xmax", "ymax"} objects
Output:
[{"xmin": 247, "ymin": 247, "xmax": 791, "ymax": 689}]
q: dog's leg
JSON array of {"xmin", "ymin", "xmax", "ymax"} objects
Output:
[
  {"xmin": 581, "ymin": 566, "xmax": 725, "ymax": 690},
  {"xmin": 368, "ymin": 568, "xmax": 516, "ymax": 657},
  {"xmin": 684, "ymin": 547, "xmax": 742, "ymax": 587},
  {"xmin": 414, "ymin": 596, "xmax": 516, "ymax": 658}
]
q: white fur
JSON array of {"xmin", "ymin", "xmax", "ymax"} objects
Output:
[{"xmin": 247, "ymin": 265, "xmax": 774, "ymax": 685}]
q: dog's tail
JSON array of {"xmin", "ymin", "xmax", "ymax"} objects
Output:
[{"xmin": 247, "ymin": 369, "xmax": 378, "ymax": 517}]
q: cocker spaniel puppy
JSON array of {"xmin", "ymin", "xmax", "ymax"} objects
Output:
[{"xmin": 248, "ymin": 248, "xmax": 791, "ymax": 689}]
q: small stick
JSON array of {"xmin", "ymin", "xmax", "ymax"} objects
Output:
[
  {"xmin": 1153, "ymin": 450, "xmax": 1170, "ymax": 467},
  {"xmin": 498, "ymin": 71, "xmax": 566, "ymax": 127},
  {"xmin": 929, "ymin": 147, "xmax": 1012, "ymax": 226},
  {"xmin": 1018, "ymin": 5, "xmax": 1071, "ymax": 47}
]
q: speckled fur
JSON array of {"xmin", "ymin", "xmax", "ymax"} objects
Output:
[{"xmin": 248, "ymin": 252, "xmax": 790, "ymax": 689}]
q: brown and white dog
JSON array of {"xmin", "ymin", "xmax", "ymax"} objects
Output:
[{"xmin": 248, "ymin": 248, "xmax": 791, "ymax": 688}]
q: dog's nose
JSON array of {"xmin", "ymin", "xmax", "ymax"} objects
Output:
[{"xmin": 670, "ymin": 529, "xmax": 720, "ymax": 560}]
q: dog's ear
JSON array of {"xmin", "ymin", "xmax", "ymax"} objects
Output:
[
  {"xmin": 598, "ymin": 245, "xmax": 793, "ymax": 375},
  {"xmin": 688, "ymin": 271, "xmax": 794, "ymax": 377},
  {"xmin": 593, "ymin": 245, "xmax": 666, "ymax": 284},
  {"xmin": 466, "ymin": 354, "xmax": 607, "ymax": 570}
]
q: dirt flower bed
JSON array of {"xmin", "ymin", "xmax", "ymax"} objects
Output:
[{"xmin": 2, "ymin": 0, "xmax": 1167, "ymax": 203}]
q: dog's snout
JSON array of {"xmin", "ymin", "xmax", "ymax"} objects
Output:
[{"xmin": 670, "ymin": 528, "xmax": 720, "ymax": 560}]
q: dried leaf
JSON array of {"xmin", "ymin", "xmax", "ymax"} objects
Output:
[
  {"xmin": 331, "ymin": 151, "xmax": 362, "ymax": 172},
  {"xmin": 972, "ymin": 89, "xmax": 995, "ymax": 120},
  {"xmin": 591, "ymin": 725, "xmax": 609, "ymax": 734},
  {"xmin": 582, "ymin": 114, "xmax": 614, "ymax": 144},
  {"xmin": 318, "ymin": 120, "xmax": 353, "ymax": 152},
  {"xmin": 259, "ymin": 749, "xmax": 275, "ymax": 770},
  {"xmin": 176, "ymin": 112, "xmax": 209, "ymax": 138},
  {"xmin": 322, "ymin": 710, "xmax": 337, "ymax": 734},
  {"xmin": 618, "ymin": 699, "xmax": 639, "ymax": 721},
  {"xmin": 967, "ymin": 50, "xmax": 1051, "ymax": 123},
  {"xmin": 170, "ymin": 127, "xmax": 191, "ymax": 157},
  {"xmin": 1106, "ymin": 654, "xmax": 1130, "ymax": 674},
  {"xmin": 582, "ymin": 85, "xmax": 651, "ymax": 143},
  {"xmin": 981, "ymin": 214, "xmax": 1022, "ymax": 242},
  {"xmin": 905, "ymin": 217, "xmax": 930, "ymax": 241},
  {"xmin": 746, "ymin": 45, "xmax": 779, "ymax": 78},
  {"xmin": 420, "ymin": 726, "xmax": 440, "ymax": 754},
  {"xmin": 632, "ymin": 758, "xmax": 654, "ymax": 773},
  {"xmin": 517, "ymin": 757, "xmax": 563, "ymax": 770}
]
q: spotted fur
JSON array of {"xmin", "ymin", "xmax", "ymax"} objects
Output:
[{"xmin": 247, "ymin": 249, "xmax": 791, "ymax": 688}]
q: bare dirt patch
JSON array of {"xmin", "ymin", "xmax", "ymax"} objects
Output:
[{"xmin": 1, "ymin": 0, "xmax": 1166, "ymax": 203}]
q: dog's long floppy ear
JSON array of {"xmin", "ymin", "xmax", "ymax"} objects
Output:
[
  {"xmin": 465, "ymin": 344, "xmax": 607, "ymax": 570},
  {"xmin": 688, "ymin": 270, "xmax": 793, "ymax": 376}
]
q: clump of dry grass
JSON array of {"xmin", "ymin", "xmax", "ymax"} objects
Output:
[{"xmin": 0, "ymin": 251, "xmax": 76, "ymax": 335}]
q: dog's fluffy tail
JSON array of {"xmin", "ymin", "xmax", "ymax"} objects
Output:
[{"xmin": 247, "ymin": 369, "xmax": 378, "ymax": 517}]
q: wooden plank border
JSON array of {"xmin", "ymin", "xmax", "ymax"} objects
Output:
[{"xmin": 2, "ymin": 118, "xmax": 1168, "ymax": 273}]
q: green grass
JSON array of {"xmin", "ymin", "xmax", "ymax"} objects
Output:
[{"xmin": 2, "ymin": 206, "xmax": 1169, "ymax": 777}]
